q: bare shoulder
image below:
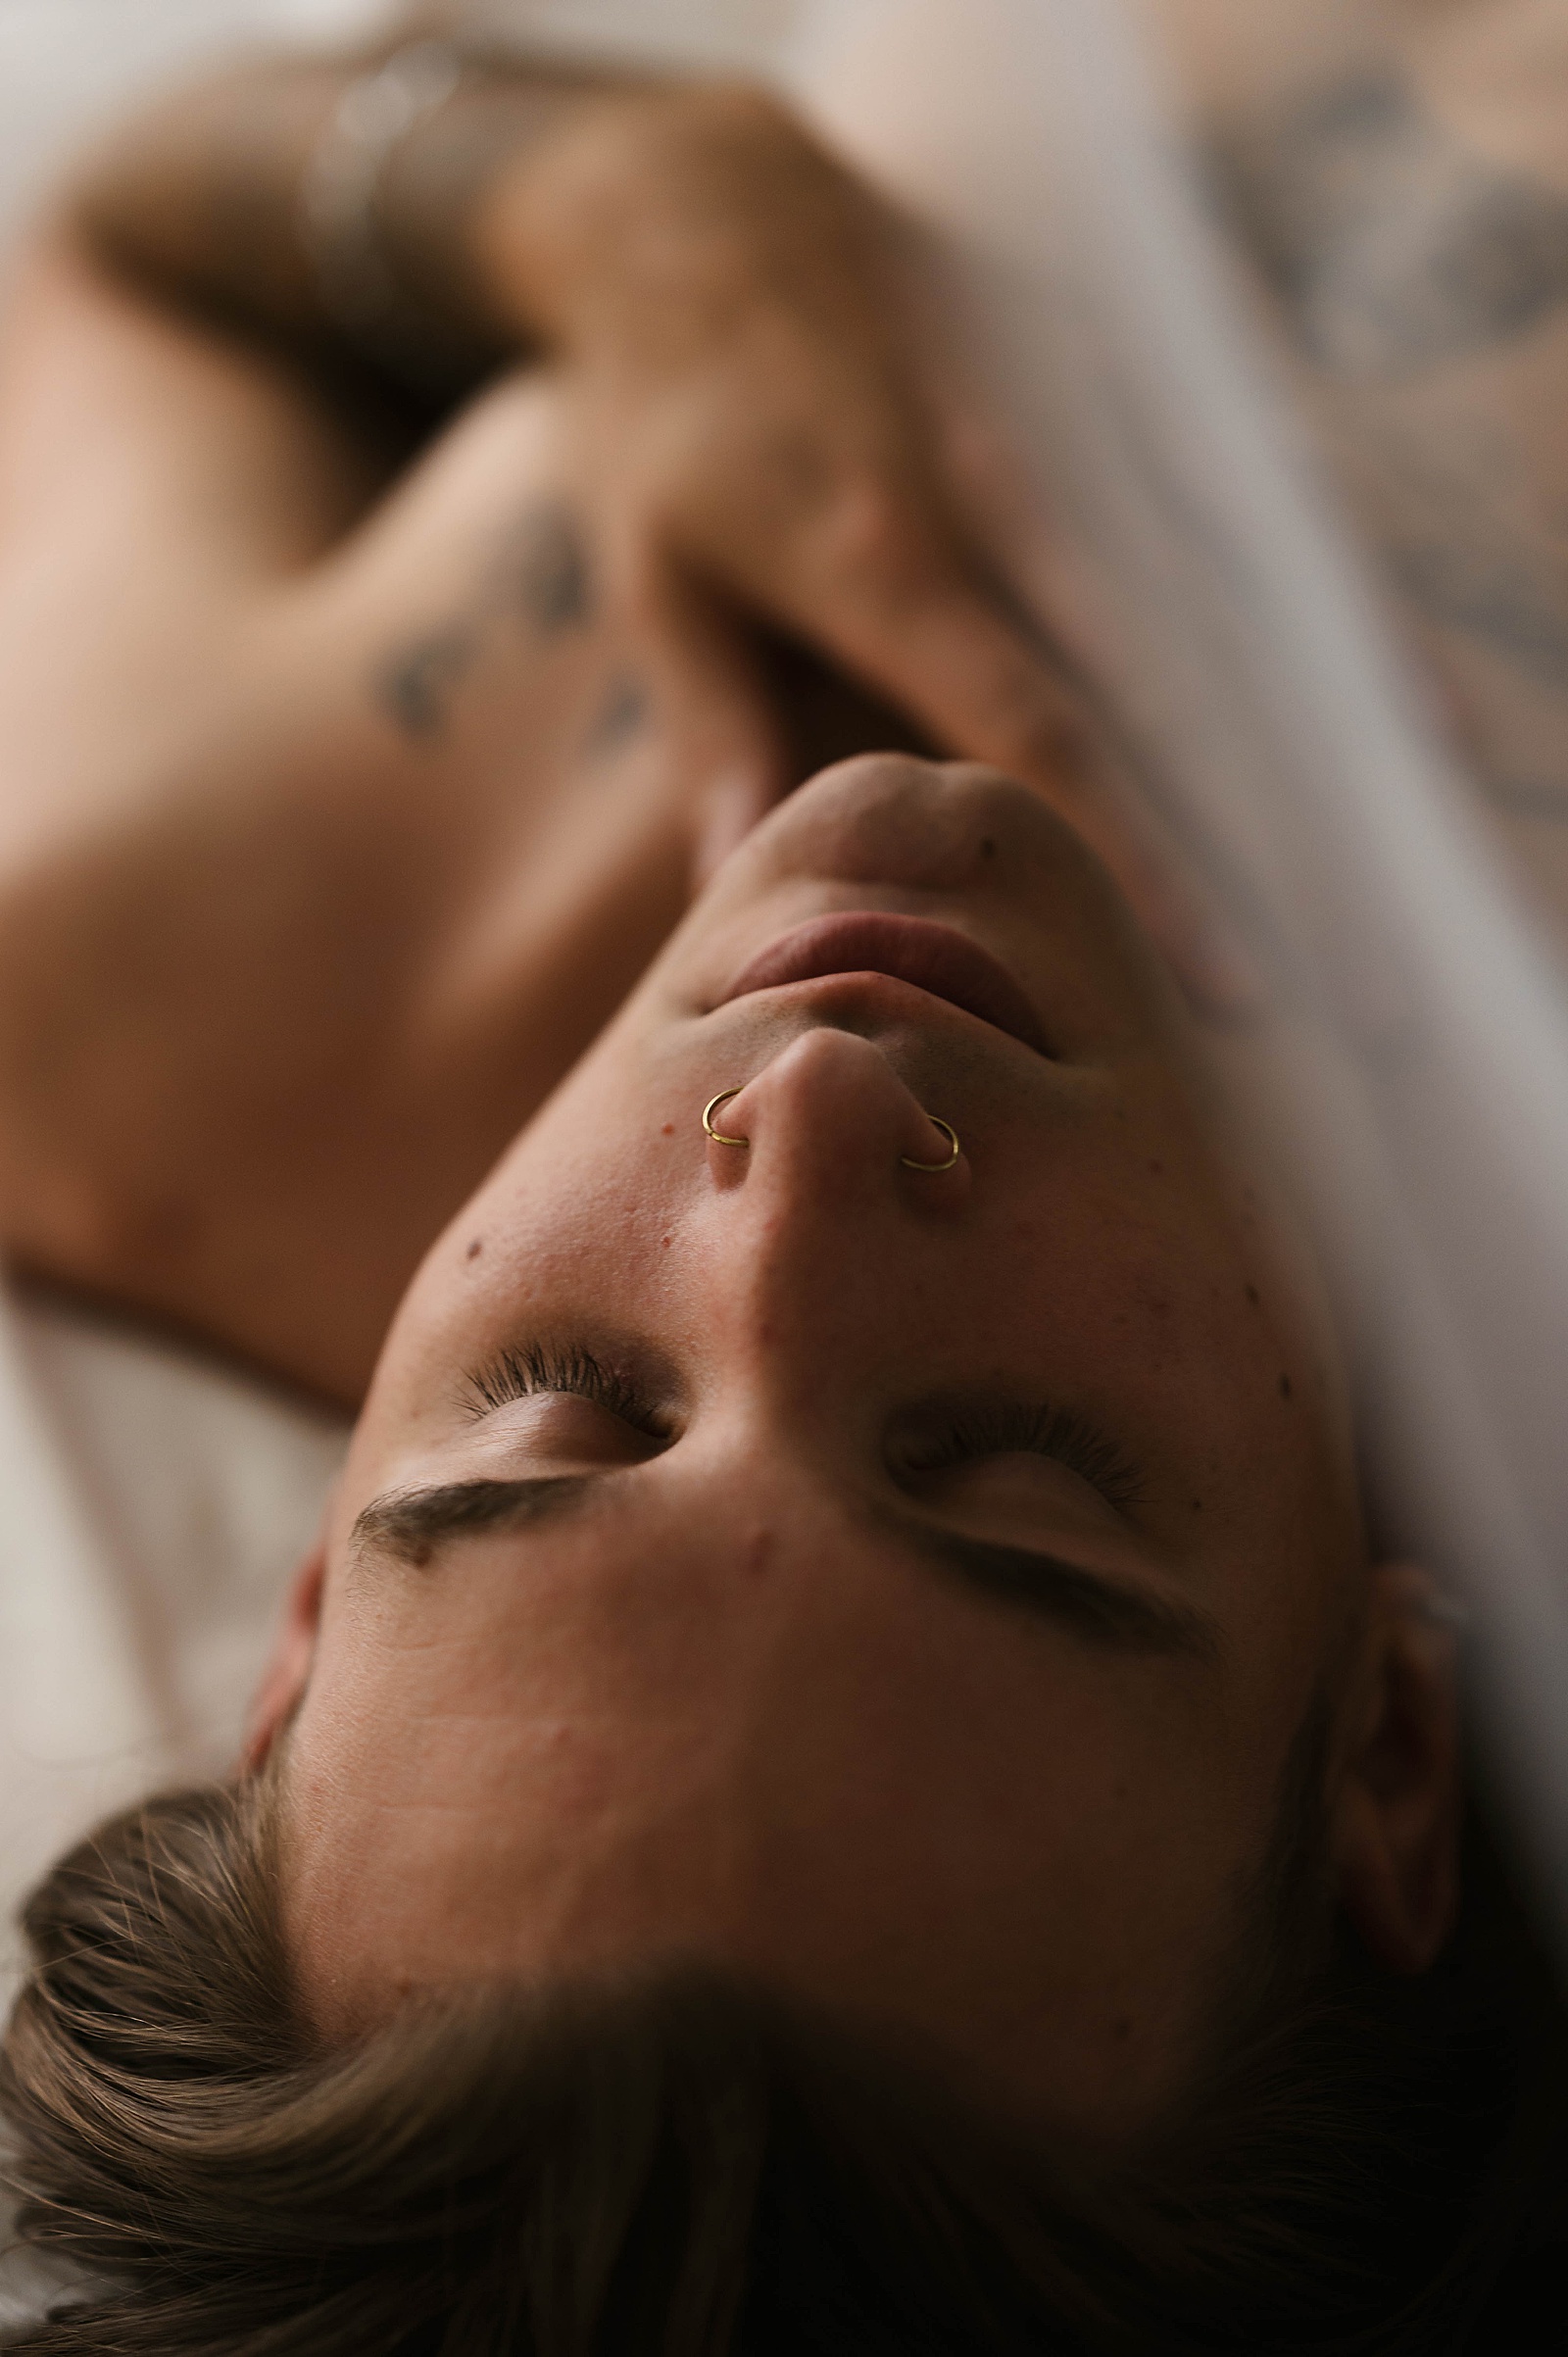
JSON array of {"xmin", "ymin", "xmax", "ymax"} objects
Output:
[{"xmin": 0, "ymin": 333, "xmax": 699, "ymax": 1401}]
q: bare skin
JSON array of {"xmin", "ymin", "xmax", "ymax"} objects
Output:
[
  {"xmin": 0, "ymin": 53, "xmax": 1214, "ymax": 1404},
  {"xmin": 0, "ymin": 248, "xmax": 765, "ymax": 1399},
  {"xmin": 0, "ymin": 47, "xmax": 1465, "ymax": 2147},
  {"xmin": 6, "ymin": 29, "xmax": 1562, "ymax": 1399},
  {"xmin": 250, "ymin": 752, "xmax": 1459, "ymax": 2149}
]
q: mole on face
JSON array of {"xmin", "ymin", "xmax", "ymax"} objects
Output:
[
  {"xmin": 466, "ymin": 1238, "xmax": 484, "ymax": 1262},
  {"xmin": 1278, "ymin": 1372, "xmax": 1293, "ymax": 1401}
]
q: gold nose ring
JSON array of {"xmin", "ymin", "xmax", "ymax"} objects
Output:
[
  {"xmin": 901, "ymin": 1116, "xmax": 961, "ymax": 1173},
  {"xmin": 703, "ymin": 1089, "xmax": 750, "ymax": 1148},
  {"xmin": 703, "ymin": 1091, "xmax": 960, "ymax": 1169}
]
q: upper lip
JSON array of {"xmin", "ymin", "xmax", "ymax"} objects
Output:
[{"xmin": 715, "ymin": 913, "xmax": 1050, "ymax": 1054}]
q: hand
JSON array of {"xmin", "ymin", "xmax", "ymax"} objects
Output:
[{"xmin": 477, "ymin": 85, "xmax": 1252, "ymax": 1005}]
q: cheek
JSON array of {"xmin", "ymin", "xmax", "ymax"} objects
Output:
[
  {"xmin": 984, "ymin": 1176, "xmax": 1255, "ymax": 1413},
  {"xmin": 985, "ymin": 1105, "xmax": 1332, "ymax": 1470},
  {"xmin": 354, "ymin": 1125, "xmax": 682, "ymax": 1447}
]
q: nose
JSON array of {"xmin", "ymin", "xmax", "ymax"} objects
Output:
[
  {"xmin": 695, "ymin": 1029, "xmax": 970, "ymax": 1420},
  {"xmin": 704, "ymin": 1027, "xmax": 969, "ymax": 1210}
]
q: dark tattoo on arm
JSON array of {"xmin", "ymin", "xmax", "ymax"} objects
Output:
[
  {"xmin": 1348, "ymin": 422, "xmax": 1568, "ymax": 702},
  {"xmin": 584, "ymin": 670, "xmax": 651, "ymax": 758},
  {"xmin": 377, "ymin": 625, "xmax": 478, "ymax": 740},
  {"xmin": 498, "ymin": 501, "xmax": 592, "ymax": 633},
  {"xmin": 1211, "ymin": 69, "xmax": 1568, "ymax": 378},
  {"xmin": 373, "ymin": 498, "xmax": 594, "ymax": 742},
  {"xmin": 1208, "ymin": 65, "xmax": 1568, "ymax": 818},
  {"xmin": 1392, "ymin": 535, "xmax": 1568, "ymax": 697}
]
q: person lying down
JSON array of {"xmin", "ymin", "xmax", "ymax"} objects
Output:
[{"xmin": 0, "ymin": 34, "xmax": 1556, "ymax": 2357}]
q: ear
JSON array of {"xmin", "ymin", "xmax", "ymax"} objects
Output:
[
  {"xmin": 240, "ymin": 1539, "xmax": 327, "ymax": 1775},
  {"xmin": 1329, "ymin": 1562, "xmax": 1462, "ymax": 1974}
]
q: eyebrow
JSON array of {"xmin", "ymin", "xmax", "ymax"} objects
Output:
[
  {"xmin": 350, "ymin": 1476, "xmax": 1218, "ymax": 1663},
  {"xmin": 350, "ymin": 1476, "xmax": 593, "ymax": 1567},
  {"xmin": 871, "ymin": 1509, "xmax": 1220, "ymax": 1662}
]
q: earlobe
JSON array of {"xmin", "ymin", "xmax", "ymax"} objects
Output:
[
  {"xmin": 240, "ymin": 1540, "xmax": 327, "ymax": 1776},
  {"xmin": 1331, "ymin": 1563, "xmax": 1463, "ymax": 1975}
]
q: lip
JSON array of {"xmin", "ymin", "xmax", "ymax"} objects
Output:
[{"xmin": 715, "ymin": 913, "xmax": 1049, "ymax": 1054}]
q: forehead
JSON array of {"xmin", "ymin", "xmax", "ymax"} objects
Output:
[{"xmin": 287, "ymin": 1476, "xmax": 1278, "ymax": 2133}]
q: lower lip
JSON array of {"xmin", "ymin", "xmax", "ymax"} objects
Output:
[{"xmin": 716, "ymin": 913, "xmax": 1048, "ymax": 1053}]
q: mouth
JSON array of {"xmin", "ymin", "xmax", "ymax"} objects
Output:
[{"xmin": 716, "ymin": 913, "xmax": 1049, "ymax": 1054}]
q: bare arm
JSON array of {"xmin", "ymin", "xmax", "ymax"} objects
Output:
[
  {"xmin": 0, "ymin": 40, "xmax": 1245, "ymax": 1396},
  {"xmin": 1152, "ymin": 0, "xmax": 1568, "ymax": 951},
  {"xmin": 61, "ymin": 43, "xmax": 1228, "ymax": 998},
  {"xmin": 64, "ymin": 45, "xmax": 639, "ymax": 390}
]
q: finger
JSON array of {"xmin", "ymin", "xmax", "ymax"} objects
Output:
[
  {"xmin": 709, "ymin": 478, "xmax": 1259, "ymax": 1009},
  {"xmin": 628, "ymin": 557, "xmax": 791, "ymax": 890}
]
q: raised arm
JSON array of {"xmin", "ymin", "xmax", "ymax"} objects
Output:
[
  {"xmin": 64, "ymin": 43, "xmax": 635, "ymax": 392},
  {"xmin": 65, "ymin": 41, "xmax": 1232, "ymax": 1001}
]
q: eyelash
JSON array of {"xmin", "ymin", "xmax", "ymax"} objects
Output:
[
  {"xmin": 466, "ymin": 1350, "xmax": 1142, "ymax": 1511},
  {"xmin": 899, "ymin": 1403, "xmax": 1145, "ymax": 1510},
  {"xmin": 464, "ymin": 1343, "xmax": 667, "ymax": 1438}
]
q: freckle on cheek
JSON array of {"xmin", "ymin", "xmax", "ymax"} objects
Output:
[
  {"xmin": 1244, "ymin": 1282, "xmax": 1260, "ymax": 1307},
  {"xmin": 661, "ymin": 1122, "xmax": 674, "ymax": 1137},
  {"xmin": 1278, "ymin": 1373, "xmax": 1293, "ymax": 1401},
  {"xmin": 465, "ymin": 1239, "xmax": 483, "ymax": 1261}
]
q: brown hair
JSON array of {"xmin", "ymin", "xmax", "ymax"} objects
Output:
[{"xmin": 0, "ymin": 1768, "xmax": 1558, "ymax": 2356}]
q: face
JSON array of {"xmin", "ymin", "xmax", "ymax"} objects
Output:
[{"xmin": 262, "ymin": 755, "xmax": 1438, "ymax": 2151}]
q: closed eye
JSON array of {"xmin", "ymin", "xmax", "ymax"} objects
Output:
[
  {"xmin": 463, "ymin": 1354, "xmax": 1142, "ymax": 1513},
  {"xmin": 894, "ymin": 1402, "xmax": 1145, "ymax": 1512},
  {"xmin": 463, "ymin": 1342, "xmax": 670, "ymax": 1442}
]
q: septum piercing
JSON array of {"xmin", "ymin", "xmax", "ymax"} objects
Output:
[{"xmin": 702, "ymin": 1090, "xmax": 961, "ymax": 1172}]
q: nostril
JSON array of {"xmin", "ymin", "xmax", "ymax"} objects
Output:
[{"xmin": 698, "ymin": 1030, "xmax": 972, "ymax": 1202}]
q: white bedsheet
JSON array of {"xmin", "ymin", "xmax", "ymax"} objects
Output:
[{"xmin": 0, "ymin": 1293, "xmax": 346, "ymax": 1988}]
